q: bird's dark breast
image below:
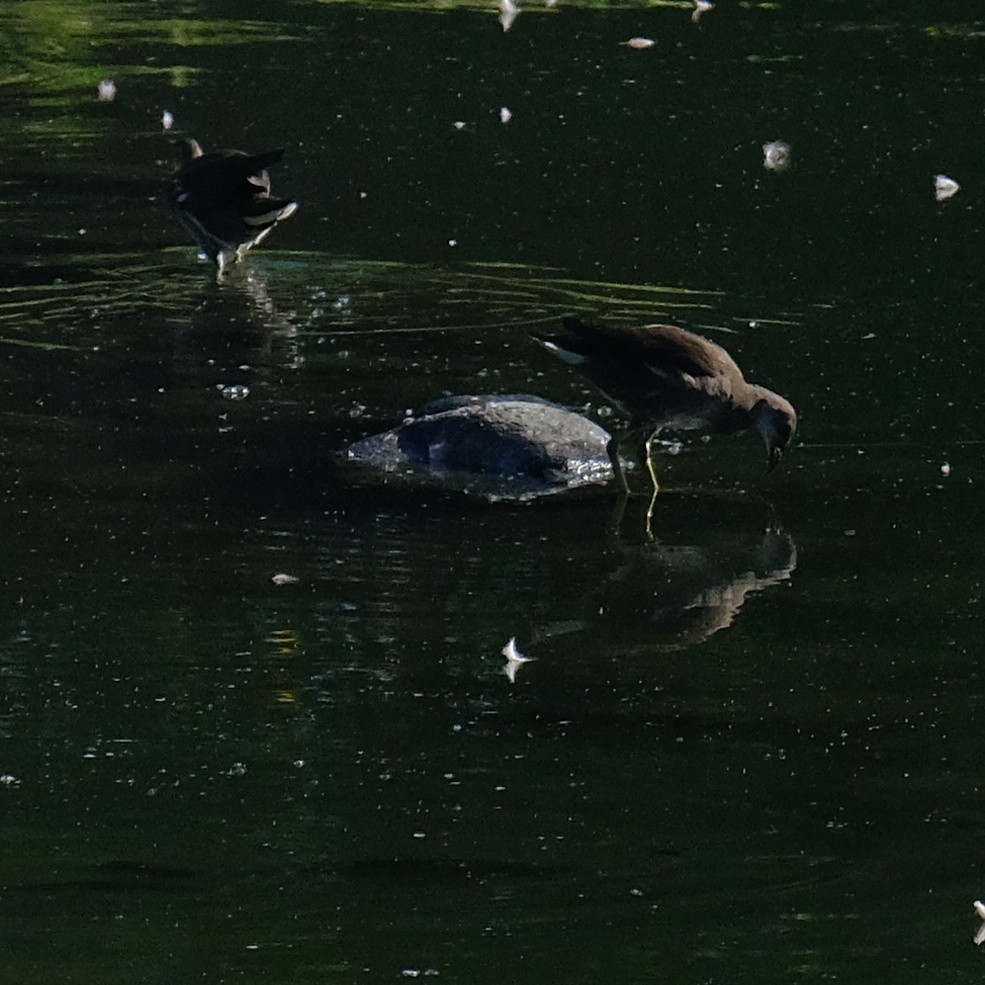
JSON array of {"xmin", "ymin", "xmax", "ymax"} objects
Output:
[{"xmin": 172, "ymin": 209, "xmax": 229, "ymax": 260}]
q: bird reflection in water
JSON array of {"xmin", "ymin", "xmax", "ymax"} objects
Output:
[
  {"xmin": 570, "ymin": 499, "xmax": 797, "ymax": 655},
  {"xmin": 176, "ymin": 264, "xmax": 304, "ymax": 373}
]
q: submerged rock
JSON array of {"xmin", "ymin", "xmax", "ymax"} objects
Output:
[{"xmin": 346, "ymin": 394, "xmax": 613, "ymax": 501}]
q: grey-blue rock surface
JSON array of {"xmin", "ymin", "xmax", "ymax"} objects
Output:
[{"xmin": 346, "ymin": 394, "xmax": 613, "ymax": 501}]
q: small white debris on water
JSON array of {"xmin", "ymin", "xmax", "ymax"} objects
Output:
[
  {"xmin": 161, "ymin": 110, "xmax": 174, "ymax": 130},
  {"xmin": 217, "ymin": 383, "xmax": 249, "ymax": 400},
  {"xmin": 500, "ymin": 106, "xmax": 513, "ymax": 124},
  {"xmin": 272, "ymin": 573, "xmax": 300, "ymax": 586},
  {"xmin": 622, "ymin": 37, "xmax": 655, "ymax": 49},
  {"xmin": 502, "ymin": 637, "xmax": 530, "ymax": 662},
  {"xmin": 940, "ymin": 462, "xmax": 951, "ymax": 477},
  {"xmin": 692, "ymin": 0, "xmax": 714, "ymax": 22},
  {"xmin": 499, "ymin": 0, "xmax": 519, "ymax": 32},
  {"xmin": 934, "ymin": 173, "xmax": 960, "ymax": 202},
  {"xmin": 97, "ymin": 79, "xmax": 117, "ymax": 102},
  {"xmin": 763, "ymin": 140, "xmax": 792, "ymax": 172},
  {"xmin": 453, "ymin": 120, "xmax": 467, "ymax": 131},
  {"xmin": 974, "ymin": 900, "xmax": 985, "ymax": 919},
  {"xmin": 501, "ymin": 636, "xmax": 535, "ymax": 683}
]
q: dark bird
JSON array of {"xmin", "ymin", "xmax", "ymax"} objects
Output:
[
  {"xmin": 537, "ymin": 316, "xmax": 797, "ymax": 493},
  {"xmin": 167, "ymin": 138, "xmax": 298, "ymax": 273}
]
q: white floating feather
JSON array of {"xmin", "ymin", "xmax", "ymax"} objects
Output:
[
  {"xmin": 762, "ymin": 140, "xmax": 792, "ymax": 172},
  {"xmin": 501, "ymin": 636, "xmax": 535, "ymax": 683},
  {"xmin": 934, "ymin": 173, "xmax": 960, "ymax": 202},
  {"xmin": 499, "ymin": 0, "xmax": 519, "ymax": 32}
]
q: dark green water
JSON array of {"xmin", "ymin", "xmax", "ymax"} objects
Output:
[{"xmin": 1, "ymin": 2, "xmax": 984, "ymax": 983}]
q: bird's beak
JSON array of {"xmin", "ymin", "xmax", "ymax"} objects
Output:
[{"xmin": 767, "ymin": 446, "xmax": 783, "ymax": 473}]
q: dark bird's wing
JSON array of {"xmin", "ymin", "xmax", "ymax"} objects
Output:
[
  {"xmin": 540, "ymin": 317, "xmax": 747, "ymax": 421},
  {"xmin": 173, "ymin": 148, "xmax": 285, "ymax": 209},
  {"xmin": 558, "ymin": 317, "xmax": 742, "ymax": 382}
]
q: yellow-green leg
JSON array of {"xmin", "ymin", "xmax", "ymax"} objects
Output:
[
  {"xmin": 636, "ymin": 433, "xmax": 661, "ymax": 538},
  {"xmin": 643, "ymin": 434, "xmax": 661, "ymax": 496},
  {"xmin": 607, "ymin": 428, "xmax": 663, "ymax": 497},
  {"xmin": 605, "ymin": 428, "xmax": 663, "ymax": 537},
  {"xmin": 606, "ymin": 436, "xmax": 632, "ymax": 495}
]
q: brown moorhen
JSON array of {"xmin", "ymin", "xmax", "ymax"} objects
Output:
[
  {"xmin": 538, "ymin": 316, "xmax": 797, "ymax": 493},
  {"xmin": 167, "ymin": 138, "xmax": 298, "ymax": 273}
]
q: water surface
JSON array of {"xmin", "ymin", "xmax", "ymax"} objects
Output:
[{"xmin": 1, "ymin": 2, "xmax": 984, "ymax": 983}]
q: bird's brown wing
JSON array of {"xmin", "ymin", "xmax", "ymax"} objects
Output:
[
  {"xmin": 631, "ymin": 324, "xmax": 743, "ymax": 382},
  {"xmin": 558, "ymin": 318, "xmax": 744, "ymax": 383}
]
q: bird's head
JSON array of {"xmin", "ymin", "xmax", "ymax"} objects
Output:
[{"xmin": 752, "ymin": 392, "xmax": 797, "ymax": 471}]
